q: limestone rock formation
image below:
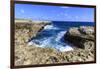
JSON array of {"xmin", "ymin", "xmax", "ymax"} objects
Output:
[
  {"xmin": 64, "ymin": 26, "xmax": 95, "ymax": 50},
  {"xmin": 15, "ymin": 21, "xmax": 95, "ymax": 65},
  {"xmin": 15, "ymin": 21, "xmax": 50, "ymax": 43}
]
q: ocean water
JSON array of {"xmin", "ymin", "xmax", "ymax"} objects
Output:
[{"xmin": 28, "ymin": 21, "xmax": 94, "ymax": 52}]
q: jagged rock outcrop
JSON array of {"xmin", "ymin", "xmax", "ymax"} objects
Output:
[
  {"xmin": 15, "ymin": 25, "xmax": 95, "ymax": 65},
  {"xmin": 15, "ymin": 19, "xmax": 95, "ymax": 66},
  {"xmin": 64, "ymin": 26, "xmax": 95, "ymax": 50},
  {"xmin": 15, "ymin": 21, "xmax": 50, "ymax": 43}
]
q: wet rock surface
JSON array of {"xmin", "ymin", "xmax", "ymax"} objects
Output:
[
  {"xmin": 15, "ymin": 24, "xmax": 95, "ymax": 66},
  {"xmin": 64, "ymin": 26, "xmax": 95, "ymax": 49}
]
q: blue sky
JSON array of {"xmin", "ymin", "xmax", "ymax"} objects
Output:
[{"xmin": 15, "ymin": 4, "xmax": 94, "ymax": 22}]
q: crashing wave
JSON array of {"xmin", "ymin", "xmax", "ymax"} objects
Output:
[
  {"xmin": 44, "ymin": 24, "xmax": 59, "ymax": 30},
  {"xmin": 55, "ymin": 31, "xmax": 66, "ymax": 42},
  {"xmin": 29, "ymin": 34, "xmax": 73, "ymax": 52},
  {"xmin": 28, "ymin": 23, "xmax": 73, "ymax": 52}
]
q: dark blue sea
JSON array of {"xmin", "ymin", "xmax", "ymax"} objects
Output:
[{"xmin": 28, "ymin": 21, "xmax": 95, "ymax": 52}]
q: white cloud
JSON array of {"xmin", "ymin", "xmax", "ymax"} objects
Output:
[
  {"xmin": 20, "ymin": 9, "xmax": 25, "ymax": 13},
  {"xmin": 60, "ymin": 6, "xmax": 69, "ymax": 9},
  {"xmin": 75, "ymin": 16, "xmax": 79, "ymax": 19}
]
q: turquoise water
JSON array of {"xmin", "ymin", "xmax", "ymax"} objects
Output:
[{"xmin": 28, "ymin": 21, "xmax": 94, "ymax": 52}]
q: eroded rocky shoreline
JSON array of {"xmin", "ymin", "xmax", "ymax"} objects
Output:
[{"xmin": 15, "ymin": 21, "xmax": 95, "ymax": 66}]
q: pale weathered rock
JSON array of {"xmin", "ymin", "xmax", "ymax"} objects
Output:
[
  {"xmin": 64, "ymin": 26, "xmax": 95, "ymax": 49},
  {"xmin": 15, "ymin": 22, "xmax": 95, "ymax": 66},
  {"xmin": 68, "ymin": 27, "xmax": 81, "ymax": 36},
  {"xmin": 79, "ymin": 26, "xmax": 94, "ymax": 35}
]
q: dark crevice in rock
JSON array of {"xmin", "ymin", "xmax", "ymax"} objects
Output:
[{"xmin": 64, "ymin": 26, "xmax": 95, "ymax": 50}]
